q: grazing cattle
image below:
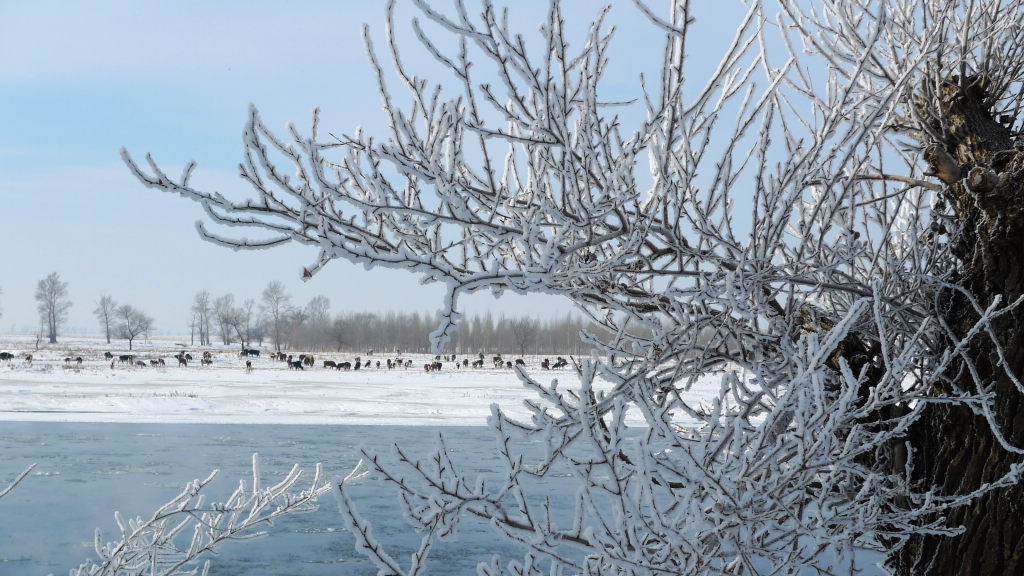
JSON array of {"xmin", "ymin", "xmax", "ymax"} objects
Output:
[
  {"xmin": 76, "ymin": 357, "xmax": 83, "ymax": 366},
  {"xmin": 177, "ymin": 356, "xmax": 188, "ymax": 367},
  {"xmin": 0, "ymin": 352, "xmax": 14, "ymax": 362},
  {"xmin": 201, "ymin": 358, "xmax": 213, "ymax": 366},
  {"xmin": 246, "ymin": 360, "xmax": 253, "ymax": 373},
  {"xmin": 424, "ymin": 361, "xmax": 442, "ymax": 372},
  {"xmin": 303, "ymin": 355, "xmax": 314, "ymax": 367},
  {"xmin": 158, "ymin": 358, "xmax": 165, "ymax": 366},
  {"xmin": 404, "ymin": 359, "xmax": 413, "ymax": 369},
  {"xmin": 472, "ymin": 359, "xmax": 483, "ymax": 368},
  {"xmin": 338, "ymin": 361, "xmax": 352, "ymax": 370},
  {"xmin": 243, "ymin": 349, "xmax": 260, "ymax": 357},
  {"xmin": 515, "ymin": 359, "xmax": 525, "ymax": 367},
  {"xmin": 185, "ymin": 354, "xmax": 193, "ymax": 362},
  {"xmin": 150, "ymin": 359, "xmax": 160, "ymax": 366},
  {"xmin": 375, "ymin": 361, "xmax": 381, "ymax": 369},
  {"xmin": 541, "ymin": 358, "xmax": 550, "ymax": 370},
  {"xmin": 135, "ymin": 360, "xmax": 147, "ymax": 367},
  {"xmin": 289, "ymin": 360, "xmax": 304, "ymax": 370},
  {"xmin": 354, "ymin": 360, "xmax": 361, "ymax": 371},
  {"xmin": 23, "ymin": 354, "xmax": 33, "ymax": 365},
  {"xmin": 104, "ymin": 352, "xmax": 114, "ymax": 360},
  {"xmin": 552, "ymin": 357, "xmax": 569, "ymax": 369},
  {"xmin": 505, "ymin": 361, "xmax": 513, "ymax": 369},
  {"xmin": 386, "ymin": 359, "xmax": 393, "ymax": 369},
  {"xmin": 119, "ymin": 354, "xmax": 134, "ymax": 365},
  {"xmin": 323, "ymin": 360, "xmax": 337, "ymax": 369},
  {"xmin": 202, "ymin": 351, "xmax": 213, "ymax": 361}
]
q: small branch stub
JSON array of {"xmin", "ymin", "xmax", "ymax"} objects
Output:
[
  {"xmin": 924, "ymin": 144, "xmax": 962, "ymax": 184},
  {"xmin": 966, "ymin": 166, "xmax": 999, "ymax": 193}
]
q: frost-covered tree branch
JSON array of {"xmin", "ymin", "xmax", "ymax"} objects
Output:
[
  {"xmin": 0, "ymin": 464, "xmax": 35, "ymax": 501},
  {"xmin": 126, "ymin": 0, "xmax": 1024, "ymax": 573},
  {"xmin": 69, "ymin": 454, "xmax": 328, "ymax": 576}
]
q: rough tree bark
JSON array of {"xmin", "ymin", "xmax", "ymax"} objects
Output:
[{"xmin": 897, "ymin": 75, "xmax": 1024, "ymax": 575}]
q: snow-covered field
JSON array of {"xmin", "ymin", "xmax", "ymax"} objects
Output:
[{"xmin": 0, "ymin": 334, "xmax": 717, "ymax": 426}]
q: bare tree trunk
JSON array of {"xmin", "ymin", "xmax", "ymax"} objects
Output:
[{"xmin": 895, "ymin": 77, "xmax": 1024, "ymax": 576}]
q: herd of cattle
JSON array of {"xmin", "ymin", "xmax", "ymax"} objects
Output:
[{"xmin": 0, "ymin": 349, "xmax": 573, "ymax": 373}]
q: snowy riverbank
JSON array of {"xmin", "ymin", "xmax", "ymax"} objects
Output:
[{"xmin": 0, "ymin": 334, "xmax": 722, "ymax": 426}]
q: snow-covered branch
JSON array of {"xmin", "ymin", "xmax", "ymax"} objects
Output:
[{"xmin": 69, "ymin": 454, "xmax": 328, "ymax": 576}]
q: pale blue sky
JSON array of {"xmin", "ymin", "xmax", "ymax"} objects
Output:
[{"xmin": 0, "ymin": 1, "xmax": 742, "ymax": 336}]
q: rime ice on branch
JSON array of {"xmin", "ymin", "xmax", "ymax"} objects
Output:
[
  {"xmin": 125, "ymin": 0, "xmax": 1024, "ymax": 574},
  {"xmin": 69, "ymin": 454, "xmax": 327, "ymax": 576}
]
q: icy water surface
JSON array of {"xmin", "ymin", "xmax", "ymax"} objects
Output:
[{"xmin": 0, "ymin": 422, "xmax": 562, "ymax": 575}]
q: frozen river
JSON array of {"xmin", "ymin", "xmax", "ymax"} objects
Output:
[
  {"xmin": 0, "ymin": 421, "xmax": 556, "ymax": 575},
  {"xmin": 0, "ymin": 335, "xmax": 741, "ymax": 574}
]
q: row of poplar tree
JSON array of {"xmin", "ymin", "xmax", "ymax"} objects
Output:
[{"xmin": 188, "ymin": 281, "xmax": 602, "ymax": 355}]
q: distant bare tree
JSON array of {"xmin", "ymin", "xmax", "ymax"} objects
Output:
[
  {"xmin": 213, "ymin": 294, "xmax": 239, "ymax": 345},
  {"xmin": 328, "ymin": 315, "xmax": 347, "ymax": 352},
  {"xmin": 508, "ymin": 317, "xmax": 538, "ymax": 357},
  {"xmin": 115, "ymin": 304, "xmax": 153, "ymax": 351},
  {"xmin": 260, "ymin": 282, "xmax": 291, "ymax": 352},
  {"xmin": 192, "ymin": 291, "xmax": 212, "ymax": 346},
  {"xmin": 289, "ymin": 306, "xmax": 309, "ymax": 332},
  {"xmin": 294, "ymin": 295, "xmax": 332, "ymax": 350},
  {"xmin": 239, "ymin": 297, "xmax": 258, "ymax": 348},
  {"xmin": 35, "ymin": 272, "xmax": 71, "ymax": 344},
  {"xmin": 305, "ymin": 295, "xmax": 330, "ymax": 325},
  {"xmin": 93, "ymin": 294, "xmax": 117, "ymax": 344}
]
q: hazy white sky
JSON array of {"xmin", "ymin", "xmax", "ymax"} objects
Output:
[{"xmin": 0, "ymin": 1, "xmax": 742, "ymax": 336}]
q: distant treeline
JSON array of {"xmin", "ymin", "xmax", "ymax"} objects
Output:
[
  {"xmin": 289, "ymin": 311, "xmax": 596, "ymax": 355},
  {"xmin": 186, "ymin": 284, "xmax": 609, "ymax": 355}
]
